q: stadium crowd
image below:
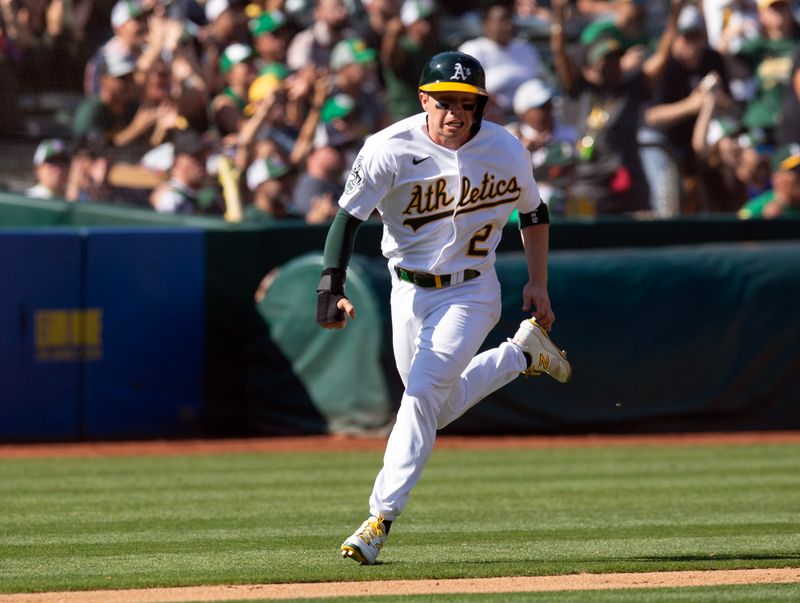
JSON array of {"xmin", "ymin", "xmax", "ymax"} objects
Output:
[{"xmin": 3, "ymin": 0, "xmax": 800, "ymax": 220}]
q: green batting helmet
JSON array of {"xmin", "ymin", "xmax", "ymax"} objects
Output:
[
  {"xmin": 419, "ymin": 51, "xmax": 489, "ymax": 130},
  {"xmin": 419, "ymin": 51, "xmax": 489, "ymax": 97}
]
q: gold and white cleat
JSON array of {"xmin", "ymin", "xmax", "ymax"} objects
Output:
[
  {"xmin": 510, "ymin": 318, "xmax": 572, "ymax": 383},
  {"xmin": 340, "ymin": 514, "xmax": 387, "ymax": 565}
]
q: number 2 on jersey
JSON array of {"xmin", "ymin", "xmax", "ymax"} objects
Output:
[{"xmin": 467, "ymin": 224, "xmax": 493, "ymax": 256}]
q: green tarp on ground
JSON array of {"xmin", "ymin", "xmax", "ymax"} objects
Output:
[{"xmin": 254, "ymin": 255, "xmax": 392, "ymax": 434}]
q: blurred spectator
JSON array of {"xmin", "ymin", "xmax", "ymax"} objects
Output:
[
  {"xmin": 133, "ymin": 46, "xmax": 211, "ymax": 150},
  {"xmin": 645, "ymin": 6, "xmax": 732, "ymax": 157},
  {"xmin": 84, "ymin": 0, "xmax": 149, "ymax": 96},
  {"xmin": 692, "ymin": 97, "xmax": 770, "ymax": 211},
  {"xmin": 244, "ymin": 155, "xmax": 295, "ymax": 221},
  {"xmin": 508, "ymin": 78, "xmax": 578, "ymax": 214},
  {"xmin": 706, "ymin": 0, "xmax": 760, "ymax": 105},
  {"xmin": 329, "ymin": 36, "xmax": 385, "ymax": 134},
  {"xmin": 249, "ymin": 9, "xmax": 291, "ymax": 67},
  {"xmin": 514, "ymin": 0, "xmax": 552, "ymax": 20},
  {"xmin": 730, "ymin": 0, "xmax": 800, "ymax": 142},
  {"xmin": 65, "ymin": 133, "xmax": 113, "ymax": 202},
  {"xmin": 211, "ymin": 43, "xmax": 257, "ymax": 138},
  {"xmin": 510, "ymin": 78, "xmax": 577, "ymax": 158},
  {"xmin": 575, "ymin": 0, "xmax": 619, "ymax": 19},
  {"xmin": 246, "ymin": 72, "xmax": 299, "ymax": 158},
  {"xmin": 150, "ymin": 129, "xmax": 213, "ymax": 214},
  {"xmin": 313, "ymin": 92, "xmax": 366, "ymax": 173},
  {"xmin": 286, "ymin": 0, "xmax": 355, "ymax": 71},
  {"xmin": 1, "ymin": 0, "xmax": 93, "ymax": 91},
  {"xmin": 720, "ymin": 0, "xmax": 761, "ymax": 54},
  {"xmin": 135, "ymin": 56, "xmax": 184, "ymax": 147},
  {"xmin": 579, "ymin": 0, "xmax": 650, "ymax": 73},
  {"xmin": 776, "ymin": 45, "xmax": 800, "ymax": 144},
  {"xmin": 204, "ymin": 0, "xmax": 248, "ymax": 50},
  {"xmin": 550, "ymin": 0, "xmax": 686, "ymax": 214},
  {"xmin": 738, "ymin": 142, "xmax": 800, "ymax": 217},
  {"xmin": 288, "ymin": 143, "xmax": 344, "ymax": 221},
  {"xmin": 381, "ymin": 0, "xmax": 444, "ymax": 122},
  {"xmin": 25, "ymin": 138, "xmax": 70, "ymax": 199},
  {"xmin": 201, "ymin": 0, "xmax": 249, "ymax": 94},
  {"xmin": 531, "ymin": 140, "xmax": 579, "ymax": 214},
  {"xmin": 706, "ymin": 0, "xmax": 760, "ymax": 54},
  {"xmin": 73, "ymin": 51, "xmax": 141, "ymax": 147},
  {"xmin": 356, "ymin": 0, "xmax": 401, "ymax": 53},
  {"xmin": 643, "ymin": 5, "xmax": 733, "ymax": 215},
  {"xmin": 458, "ymin": 2, "xmax": 547, "ymax": 121}
]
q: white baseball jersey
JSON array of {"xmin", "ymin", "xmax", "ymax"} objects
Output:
[{"xmin": 338, "ymin": 113, "xmax": 541, "ymax": 276}]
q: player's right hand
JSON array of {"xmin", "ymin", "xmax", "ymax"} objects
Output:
[{"xmin": 320, "ymin": 297, "xmax": 356, "ymax": 329}]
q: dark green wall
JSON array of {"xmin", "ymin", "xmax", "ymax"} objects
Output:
[{"xmin": 3, "ymin": 194, "xmax": 799, "ymax": 436}]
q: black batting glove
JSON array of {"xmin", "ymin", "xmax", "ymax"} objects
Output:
[{"xmin": 316, "ymin": 267, "xmax": 346, "ymax": 325}]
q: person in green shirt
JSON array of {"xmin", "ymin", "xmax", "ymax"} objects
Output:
[
  {"xmin": 733, "ymin": 0, "xmax": 800, "ymax": 141},
  {"xmin": 211, "ymin": 43, "xmax": 258, "ymax": 139},
  {"xmin": 739, "ymin": 143, "xmax": 800, "ymax": 218},
  {"xmin": 72, "ymin": 52, "xmax": 139, "ymax": 146},
  {"xmin": 379, "ymin": 0, "xmax": 445, "ymax": 122}
]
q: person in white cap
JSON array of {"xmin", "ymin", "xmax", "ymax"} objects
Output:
[
  {"xmin": 458, "ymin": 2, "xmax": 547, "ymax": 122},
  {"xmin": 73, "ymin": 52, "xmax": 140, "ymax": 146},
  {"xmin": 26, "ymin": 139, "xmax": 71, "ymax": 200},
  {"xmin": 510, "ymin": 78, "xmax": 578, "ymax": 212},
  {"xmin": 244, "ymin": 156, "xmax": 295, "ymax": 221},
  {"xmin": 512, "ymin": 78, "xmax": 577, "ymax": 159},
  {"xmin": 84, "ymin": 0, "xmax": 149, "ymax": 96},
  {"xmin": 150, "ymin": 129, "xmax": 212, "ymax": 214}
]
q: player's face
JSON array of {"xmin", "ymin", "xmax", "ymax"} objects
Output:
[{"xmin": 420, "ymin": 91, "xmax": 479, "ymax": 149}]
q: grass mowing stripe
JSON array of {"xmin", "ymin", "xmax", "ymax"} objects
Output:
[
  {"xmin": 210, "ymin": 583, "xmax": 800, "ymax": 602},
  {"xmin": 0, "ymin": 444, "xmax": 798, "ymax": 592}
]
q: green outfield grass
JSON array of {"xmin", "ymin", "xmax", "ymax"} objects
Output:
[
  {"xmin": 201, "ymin": 583, "xmax": 800, "ymax": 603},
  {"xmin": 204, "ymin": 583, "xmax": 800, "ymax": 602},
  {"xmin": 0, "ymin": 442, "xmax": 798, "ymax": 594}
]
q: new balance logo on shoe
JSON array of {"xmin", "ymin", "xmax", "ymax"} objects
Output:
[
  {"xmin": 510, "ymin": 318, "xmax": 572, "ymax": 383},
  {"xmin": 537, "ymin": 353, "xmax": 549, "ymax": 370}
]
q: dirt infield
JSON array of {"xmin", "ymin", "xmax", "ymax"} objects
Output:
[
  {"xmin": 2, "ymin": 432, "xmax": 798, "ymax": 602},
  {"xmin": 1, "ymin": 569, "xmax": 799, "ymax": 602},
  {"xmin": 2, "ymin": 430, "xmax": 800, "ymax": 458}
]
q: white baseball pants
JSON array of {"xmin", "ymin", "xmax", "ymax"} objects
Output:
[{"xmin": 368, "ymin": 269, "xmax": 528, "ymax": 521}]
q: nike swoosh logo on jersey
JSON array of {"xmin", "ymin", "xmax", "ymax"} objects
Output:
[{"xmin": 412, "ymin": 156, "xmax": 431, "ymax": 165}]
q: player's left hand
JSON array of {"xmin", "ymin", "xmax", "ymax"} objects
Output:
[{"xmin": 522, "ymin": 281, "xmax": 555, "ymax": 330}]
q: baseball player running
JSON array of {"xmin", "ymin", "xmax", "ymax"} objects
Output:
[{"xmin": 316, "ymin": 51, "xmax": 571, "ymax": 565}]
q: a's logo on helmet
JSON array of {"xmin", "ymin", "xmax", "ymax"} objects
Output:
[{"xmin": 451, "ymin": 62, "xmax": 471, "ymax": 81}]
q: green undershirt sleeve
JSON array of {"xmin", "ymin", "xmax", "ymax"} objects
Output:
[{"xmin": 322, "ymin": 208, "xmax": 365, "ymax": 271}]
